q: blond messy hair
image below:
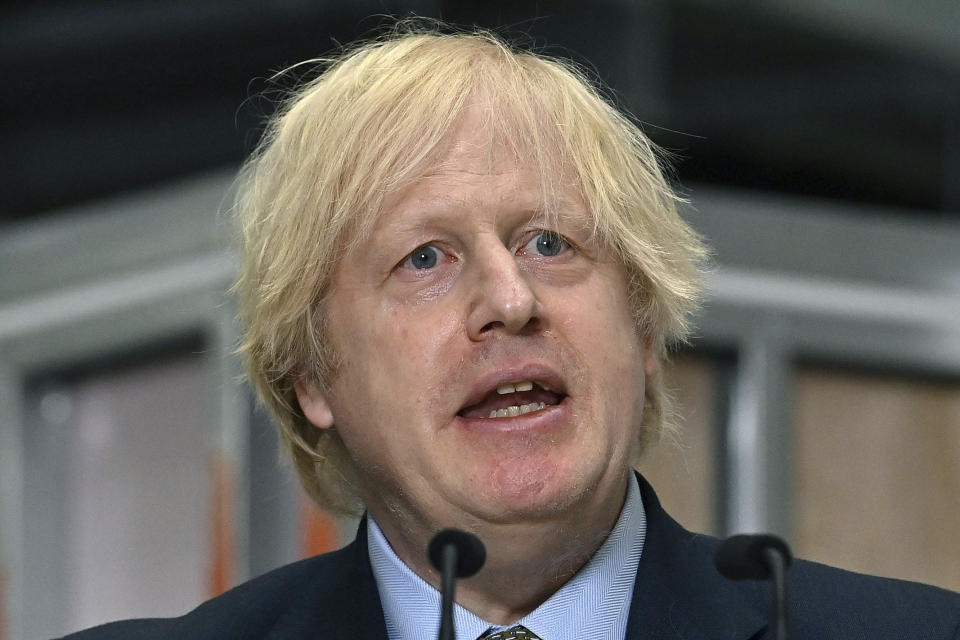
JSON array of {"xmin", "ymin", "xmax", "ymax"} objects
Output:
[{"xmin": 234, "ymin": 26, "xmax": 707, "ymax": 514}]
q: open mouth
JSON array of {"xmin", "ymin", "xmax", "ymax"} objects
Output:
[{"xmin": 457, "ymin": 380, "xmax": 567, "ymax": 419}]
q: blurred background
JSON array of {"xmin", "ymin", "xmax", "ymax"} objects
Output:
[{"xmin": 1, "ymin": 1, "xmax": 959, "ymax": 638}]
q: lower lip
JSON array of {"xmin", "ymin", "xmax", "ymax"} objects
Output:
[{"xmin": 454, "ymin": 396, "xmax": 571, "ymax": 433}]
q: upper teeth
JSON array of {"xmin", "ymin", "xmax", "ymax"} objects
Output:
[{"xmin": 496, "ymin": 380, "xmax": 549, "ymax": 394}]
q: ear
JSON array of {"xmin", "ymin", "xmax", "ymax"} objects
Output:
[
  {"xmin": 642, "ymin": 338, "xmax": 659, "ymax": 378},
  {"xmin": 294, "ymin": 379, "xmax": 335, "ymax": 430}
]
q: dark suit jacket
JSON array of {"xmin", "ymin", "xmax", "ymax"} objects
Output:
[{"xmin": 62, "ymin": 475, "xmax": 960, "ymax": 639}]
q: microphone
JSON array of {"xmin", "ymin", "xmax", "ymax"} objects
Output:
[
  {"xmin": 428, "ymin": 529, "xmax": 486, "ymax": 640},
  {"xmin": 715, "ymin": 534, "xmax": 792, "ymax": 640}
]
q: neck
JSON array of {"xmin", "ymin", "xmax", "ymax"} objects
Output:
[{"xmin": 369, "ymin": 473, "xmax": 630, "ymax": 625}]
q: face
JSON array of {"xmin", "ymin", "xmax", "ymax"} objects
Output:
[{"xmin": 297, "ymin": 113, "xmax": 654, "ymax": 542}]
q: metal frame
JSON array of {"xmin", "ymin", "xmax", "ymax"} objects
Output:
[
  {"xmin": 0, "ymin": 171, "xmax": 247, "ymax": 639},
  {"xmin": 688, "ymin": 186, "xmax": 960, "ymax": 536}
]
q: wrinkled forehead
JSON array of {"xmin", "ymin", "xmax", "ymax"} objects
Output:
[
  {"xmin": 425, "ymin": 105, "xmax": 532, "ymax": 175},
  {"xmin": 377, "ymin": 102, "xmax": 586, "ymax": 229}
]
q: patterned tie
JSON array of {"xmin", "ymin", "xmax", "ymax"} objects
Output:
[{"xmin": 479, "ymin": 625, "xmax": 543, "ymax": 640}]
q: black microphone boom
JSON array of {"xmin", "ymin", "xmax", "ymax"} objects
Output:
[
  {"xmin": 429, "ymin": 529, "xmax": 486, "ymax": 579},
  {"xmin": 428, "ymin": 529, "xmax": 486, "ymax": 640},
  {"xmin": 715, "ymin": 534, "xmax": 792, "ymax": 580},
  {"xmin": 715, "ymin": 534, "xmax": 793, "ymax": 640}
]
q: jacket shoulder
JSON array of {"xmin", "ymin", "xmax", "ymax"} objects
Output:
[
  {"xmin": 687, "ymin": 530, "xmax": 960, "ymax": 638},
  {"xmin": 787, "ymin": 557, "xmax": 960, "ymax": 638},
  {"xmin": 636, "ymin": 474, "xmax": 959, "ymax": 639}
]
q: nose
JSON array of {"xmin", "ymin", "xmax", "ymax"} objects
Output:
[{"xmin": 466, "ymin": 241, "xmax": 540, "ymax": 340}]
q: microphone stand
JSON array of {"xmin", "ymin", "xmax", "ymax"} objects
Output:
[
  {"xmin": 438, "ymin": 543, "xmax": 459, "ymax": 640},
  {"xmin": 714, "ymin": 534, "xmax": 792, "ymax": 640},
  {"xmin": 429, "ymin": 529, "xmax": 487, "ymax": 640},
  {"xmin": 762, "ymin": 546, "xmax": 788, "ymax": 640}
]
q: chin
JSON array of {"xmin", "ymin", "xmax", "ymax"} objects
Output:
[{"xmin": 467, "ymin": 460, "xmax": 596, "ymax": 524}]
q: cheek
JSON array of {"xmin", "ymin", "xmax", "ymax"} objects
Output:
[
  {"xmin": 333, "ymin": 300, "xmax": 409, "ymax": 370},
  {"xmin": 343, "ymin": 303, "xmax": 465, "ymax": 410},
  {"xmin": 382, "ymin": 300, "xmax": 464, "ymax": 350},
  {"xmin": 583, "ymin": 275, "xmax": 648, "ymax": 419}
]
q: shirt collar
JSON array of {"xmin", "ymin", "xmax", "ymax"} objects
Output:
[{"xmin": 368, "ymin": 474, "xmax": 646, "ymax": 640}]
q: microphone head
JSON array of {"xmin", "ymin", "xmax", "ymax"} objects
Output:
[
  {"xmin": 428, "ymin": 529, "xmax": 486, "ymax": 578},
  {"xmin": 714, "ymin": 534, "xmax": 793, "ymax": 581}
]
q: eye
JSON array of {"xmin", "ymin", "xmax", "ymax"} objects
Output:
[
  {"xmin": 522, "ymin": 231, "xmax": 568, "ymax": 257},
  {"xmin": 402, "ymin": 244, "xmax": 442, "ymax": 270}
]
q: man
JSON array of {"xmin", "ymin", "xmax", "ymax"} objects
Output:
[{"xmin": 66, "ymin": 28, "xmax": 959, "ymax": 640}]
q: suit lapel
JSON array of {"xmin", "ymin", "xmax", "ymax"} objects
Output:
[
  {"xmin": 266, "ymin": 519, "xmax": 389, "ymax": 640},
  {"xmin": 626, "ymin": 474, "xmax": 768, "ymax": 640}
]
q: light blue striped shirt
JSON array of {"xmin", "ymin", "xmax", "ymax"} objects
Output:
[{"xmin": 368, "ymin": 474, "xmax": 646, "ymax": 640}]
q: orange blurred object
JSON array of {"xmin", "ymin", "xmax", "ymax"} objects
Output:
[
  {"xmin": 300, "ymin": 497, "xmax": 339, "ymax": 558},
  {"xmin": 208, "ymin": 454, "xmax": 236, "ymax": 598}
]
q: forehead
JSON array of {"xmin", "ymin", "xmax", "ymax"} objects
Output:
[
  {"xmin": 424, "ymin": 106, "xmax": 526, "ymax": 177},
  {"xmin": 374, "ymin": 106, "xmax": 585, "ymax": 227}
]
